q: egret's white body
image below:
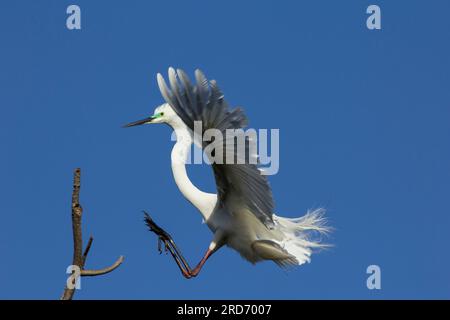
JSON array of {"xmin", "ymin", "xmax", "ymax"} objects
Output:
[
  {"xmin": 126, "ymin": 68, "xmax": 330, "ymax": 277},
  {"xmin": 155, "ymin": 101, "xmax": 328, "ymax": 266}
]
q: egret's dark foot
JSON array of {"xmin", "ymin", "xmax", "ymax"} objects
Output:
[
  {"xmin": 143, "ymin": 211, "xmax": 172, "ymax": 254},
  {"xmin": 143, "ymin": 211, "xmax": 192, "ymax": 278},
  {"xmin": 143, "ymin": 211, "xmax": 214, "ymax": 279}
]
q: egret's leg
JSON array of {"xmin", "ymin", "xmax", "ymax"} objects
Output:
[
  {"xmin": 163, "ymin": 240, "xmax": 195, "ymax": 279},
  {"xmin": 162, "ymin": 246, "xmax": 214, "ymax": 279},
  {"xmin": 143, "ymin": 211, "xmax": 219, "ymax": 279},
  {"xmin": 188, "ymin": 248, "xmax": 214, "ymax": 277}
]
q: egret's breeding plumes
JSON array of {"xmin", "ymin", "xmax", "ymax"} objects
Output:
[{"xmin": 125, "ymin": 67, "xmax": 331, "ymax": 278}]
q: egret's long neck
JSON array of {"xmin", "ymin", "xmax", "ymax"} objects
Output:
[{"xmin": 170, "ymin": 123, "xmax": 216, "ymax": 221}]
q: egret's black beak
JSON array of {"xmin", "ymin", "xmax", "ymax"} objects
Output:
[{"xmin": 123, "ymin": 116, "xmax": 155, "ymax": 128}]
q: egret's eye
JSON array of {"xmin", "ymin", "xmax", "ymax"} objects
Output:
[{"xmin": 160, "ymin": 112, "xmax": 164, "ymax": 116}]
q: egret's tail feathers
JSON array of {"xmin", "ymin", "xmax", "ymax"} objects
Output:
[{"xmin": 272, "ymin": 208, "xmax": 332, "ymax": 266}]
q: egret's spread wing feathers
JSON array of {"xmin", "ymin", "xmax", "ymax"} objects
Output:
[{"xmin": 158, "ymin": 67, "xmax": 274, "ymax": 228}]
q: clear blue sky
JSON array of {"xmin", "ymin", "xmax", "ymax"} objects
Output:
[{"xmin": 1, "ymin": 1, "xmax": 449, "ymax": 299}]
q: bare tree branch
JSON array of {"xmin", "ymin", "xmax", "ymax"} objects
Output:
[
  {"xmin": 81, "ymin": 256, "xmax": 125, "ymax": 276},
  {"xmin": 61, "ymin": 168, "xmax": 124, "ymax": 300},
  {"xmin": 82, "ymin": 236, "xmax": 94, "ymax": 265}
]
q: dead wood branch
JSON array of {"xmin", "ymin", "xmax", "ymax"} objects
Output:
[{"xmin": 61, "ymin": 168, "xmax": 124, "ymax": 300}]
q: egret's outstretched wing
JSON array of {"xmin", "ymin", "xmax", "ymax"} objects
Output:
[{"xmin": 157, "ymin": 67, "xmax": 274, "ymax": 228}]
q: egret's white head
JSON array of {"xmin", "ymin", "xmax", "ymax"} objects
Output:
[{"xmin": 123, "ymin": 103, "xmax": 180, "ymax": 128}]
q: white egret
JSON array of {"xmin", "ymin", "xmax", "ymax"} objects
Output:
[{"xmin": 125, "ymin": 68, "xmax": 330, "ymax": 278}]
